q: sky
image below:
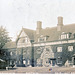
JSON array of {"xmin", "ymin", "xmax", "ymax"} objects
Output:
[{"xmin": 0, "ymin": 0, "xmax": 75, "ymax": 41}]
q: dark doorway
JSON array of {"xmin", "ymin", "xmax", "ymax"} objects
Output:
[
  {"xmin": 74, "ymin": 57, "xmax": 75, "ymax": 65},
  {"xmin": 49, "ymin": 58, "xmax": 56, "ymax": 66}
]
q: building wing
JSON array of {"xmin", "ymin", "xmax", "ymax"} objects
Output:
[{"xmin": 3, "ymin": 42, "xmax": 16, "ymax": 49}]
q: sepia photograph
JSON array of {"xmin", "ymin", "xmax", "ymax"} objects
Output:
[{"xmin": 0, "ymin": 0, "xmax": 75, "ymax": 74}]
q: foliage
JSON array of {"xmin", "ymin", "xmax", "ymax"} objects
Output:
[{"xmin": 0, "ymin": 26, "xmax": 11, "ymax": 49}]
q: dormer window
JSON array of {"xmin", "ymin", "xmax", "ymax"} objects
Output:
[
  {"xmin": 38, "ymin": 35, "xmax": 49, "ymax": 42},
  {"xmin": 61, "ymin": 34, "xmax": 66, "ymax": 39},
  {"xmin": 60, "ymin": 32, "xmax": 72, "ymax": 40},
  {"xmin": 39, "ymin": 38, "xmax": 44, "ymax": 42}
]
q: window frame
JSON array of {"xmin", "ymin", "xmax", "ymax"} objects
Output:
[
  {"xmin": 57, "ymin": 57, "xmax": 62, "ymax": 64},
  {"xmin": 68, "ymin": 46, "xmax": 73, "ymax": 51},
  {"xmin": 57, "ymin": 47, "xmax": 62, "ymax": 52}
]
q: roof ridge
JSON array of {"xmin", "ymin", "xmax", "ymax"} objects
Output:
[
  {"xmin": 22, "ymin": 28, "xmax": 35, "ymax": 31},
  {"xmin": 43, "ymin": 26, "xmax": 57, "ymax": 30},
  {"xmin": 64, "ymin": 23, "xmax": 75, "ymax": 26}
]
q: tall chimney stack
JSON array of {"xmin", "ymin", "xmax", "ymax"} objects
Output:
[
  {"xmin": 36, "ymin": 21, "xmax": 42, "ymax": 34},
  {"xmin": 57, "ymin": 16, "xmax": 63, "ymax": 31}
]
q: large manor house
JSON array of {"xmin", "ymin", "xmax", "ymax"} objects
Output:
[{"xmin": 3, "ymin": 16, "xmax": 75, "ymax": 67}]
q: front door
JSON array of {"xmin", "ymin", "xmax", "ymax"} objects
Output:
[{"xmin": 50, "ymin": 59, "xmax": 56, "ymax": 66}]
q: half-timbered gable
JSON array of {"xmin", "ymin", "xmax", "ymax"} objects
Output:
[{"xmin": 17, "ymin": 29, "xmax": 31, "ymax": 48}]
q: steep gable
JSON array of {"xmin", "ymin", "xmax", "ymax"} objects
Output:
[
  {"xmin": 23, "ymin": 28, "xmax": 35, "ymax": 41},
  {"xmin": 16, "ymin": 28, "xmax": 35, "ymax": 43},
  {"xmin": 19, "ymin": 30, "xmax": 26, "ymax": 37},
  {"xmin": 16, "ymin": 28, "xmax": 36, "ymax": 48}
]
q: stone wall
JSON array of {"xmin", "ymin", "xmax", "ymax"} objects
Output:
[
  {"xmin": 5, "ymin": 42, "xmax": 75, "ymax": 67},
  {"xmin": 33, "ymin": 42, "xmax": 75, "ymax": 67}
]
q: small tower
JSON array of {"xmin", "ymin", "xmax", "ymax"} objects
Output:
[
  {"xmin": 36, "ymin": 21, "xmax": 42, "ymax": 34},
  {"xmin": 57, "ymin": 16, "xmax": 63, "ymax": 31}
]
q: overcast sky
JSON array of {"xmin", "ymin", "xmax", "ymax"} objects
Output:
[{"xmin": 0, "ymin": 0, "xmax": 75, "ymax": 41}]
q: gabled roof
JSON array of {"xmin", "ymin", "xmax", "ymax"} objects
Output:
[
  {"xmin": 16, "ymin": 28, "xmax": 35, "ymax": 43},
  {"xmin": 22, "ymin": 28, "xmax": 35, "ymax": 40},
  {"xmin": 3, "ymin": 23, "xmax": 75, "ymax": 49},
  {"xmin": 34, "ymin": 24, "xmax": 75, "ymax": 42},
  {"xmin": 62, "ymin": 24, "xmax": 75, "ymax": 33},
  {"xmin": 3, "ymin": 42, "xmax": 16, "ymax": 49},
  {"xmin": 34, "ymin": 26, "xmax": 61, "ymax": 42},
  {"xmin": 41, "ymin": 27, "xmax": 60, "ymax": 41}
]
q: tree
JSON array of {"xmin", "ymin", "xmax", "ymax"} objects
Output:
[
  {"xmin": 0, "ymin": 26, "xmax": 11, "ymax": 69},
  {"xmin": 0, "ymin": 26, "xmax": 11, "ymax": 49}
]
